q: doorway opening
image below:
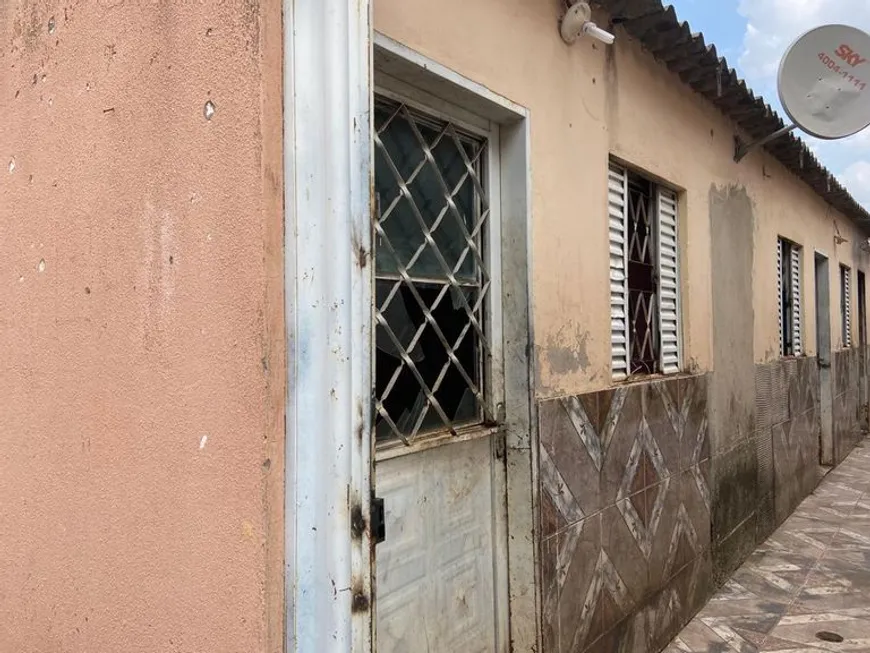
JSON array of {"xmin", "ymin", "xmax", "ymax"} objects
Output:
[{"xmin": 815, "ymin": 252, "xmax": 833, "ymax": 465}]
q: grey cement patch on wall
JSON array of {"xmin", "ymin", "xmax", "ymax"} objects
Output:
[
  {"xmin": 709, "ymin": 184, "xmax": 756, "ymax": 454},
  {"xmin": 543, "ymin": 324, "xmax": 591, "ymax": 376},
  {"xmin": 708, "ymin": 184, "xmax": 758, "ymax": 580}
]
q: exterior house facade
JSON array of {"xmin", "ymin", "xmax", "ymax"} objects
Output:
[{"xmin": 2, "ymin": 1, "xmax": 869, "ymax": 653}]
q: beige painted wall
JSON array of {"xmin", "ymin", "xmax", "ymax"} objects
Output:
[
  {"xmin": 0, "ymin": 1, "xmax": 284, "ymax": 651},
  {"xmin": 374, "ymin": 0, "xmax": 870, "ymax": 398}
]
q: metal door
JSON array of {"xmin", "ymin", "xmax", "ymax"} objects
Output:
[
  {"xmin": 815, "ymin": 252, "xmax": 834, "ymax": 464},
  {"xmin": 370, "ymin": 93, "xmax": 508, "ymax": 653},
  {"xmin": 858, "ymin": 271, "xmax": 867, "ymax": 427}
]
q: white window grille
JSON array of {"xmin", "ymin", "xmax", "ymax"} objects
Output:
[
  {"xmin": 859, "ymin": 271, "xmax": 867, "ymax": 348},
  {"xmin": 609, "ymin": 166, "xmax": 630, "ymax": 380},
  {"xmin": 609, "ymin": 163, "xmax": 682, "ymax": 379},
  {"xmin": 841, "ymin": 264, "xmax": 852, "ymax": 347},
  {"xmin": 791, "ymin": 245, "xmax": 802, "ymax": 355},
  {"xmin": 372, "ymin": 95, "xmax": 495, "ymax": 444},
  {"xmin": 657, "ymin": 188, "xmax": 681, "ymax": 375},
  {"xmin": 777, "ymin": 237, "xmax": 802, "ymax": 356}
]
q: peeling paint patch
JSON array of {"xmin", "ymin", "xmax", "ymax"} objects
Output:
[
  {"xmin": 8, "ymin": 158, "xmax": 15, "ymax": 173},
  {"xmin": 204, "ymin": 100, "xmax": 216, "ymax": 120},
  {"xmin": 37, "ymin": 259, "xmax": 45, "ymax": 273},
  {"xmin": 542, "ymin": 322, "xmax": 591, "ymax": 376},
  {"xmin": 199, "ymin": 435, "xmax": 208, "ymax": 450}
]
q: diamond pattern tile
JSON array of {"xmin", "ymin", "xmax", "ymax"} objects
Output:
[{"xmin": 539, "ymin": 374, "xmax": 710, "ymax": 652}]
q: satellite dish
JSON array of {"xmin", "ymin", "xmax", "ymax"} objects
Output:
[
  {"xmin": 778, "ymin": 24, "xmax": 870, "ymax": 140},
  {"xmin": 736, "ymin": 24, "xmax": 870, "ymax": 161}
]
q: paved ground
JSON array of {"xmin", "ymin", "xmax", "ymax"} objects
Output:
[{"xmin": 666, "ymin": 437, "xmax": 870, "ymax": 653}]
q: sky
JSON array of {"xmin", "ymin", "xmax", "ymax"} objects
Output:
[{"xmin": 667, "ymin": 0, "xmax": 870, "ymax": 208}]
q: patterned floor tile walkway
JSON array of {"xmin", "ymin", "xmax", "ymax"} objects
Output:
[{"xmin": 666, "ymin": 438, "xmax": 870, "ymax": 652}]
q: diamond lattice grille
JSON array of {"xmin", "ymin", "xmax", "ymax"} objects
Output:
[
  {"xmin": 373, "ymin": 98, "xmax": 492, "ymax": 444},
  {"xmin": 627, "ymin": 176, "xmax": 659, "ymax": 375}
]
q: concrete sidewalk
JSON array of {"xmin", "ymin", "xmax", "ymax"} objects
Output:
[{"xmin": 666, "ymin": 437, "xmax": 870, "ymax": 652}]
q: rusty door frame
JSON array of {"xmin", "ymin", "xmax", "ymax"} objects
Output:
[{"xmin": 284, "ymin": 0, "xmax": 375, "ymax": 650}]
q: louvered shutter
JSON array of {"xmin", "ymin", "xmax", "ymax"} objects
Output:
[
  {"xmin": 609, "ymin": 165, "xmax": 630, "ymax": 380},
  {"xmin": 776, "ymin": 238, "xmax": 786, "ymax": 355},
  {"xmin": 657, "ymin": 188, "xmax": 681, "ymax": 374},
  {"xmin": 790, "ymin": 246, "xmax": 802, "ymax": 355},
  {"xmin": 845, "ymin": 268, "xmax": 852, "ymax": 347}
]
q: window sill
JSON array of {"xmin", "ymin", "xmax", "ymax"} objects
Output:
[
  {"xmin": 612, "ymin": 370, "xmax": 702, "ymax": 388},
  {"xmin": 375, "ymin": 423, "xmax": 503, "ymax": 462}
]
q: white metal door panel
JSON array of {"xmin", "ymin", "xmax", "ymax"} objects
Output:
[{"xmin": 376, "ymin": 437, "xmax": 498, "ymax": 653}]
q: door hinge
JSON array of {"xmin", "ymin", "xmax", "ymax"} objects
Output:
[
  {"xmin": 495, "ymin": 431, "xmax": 507, "ymax": 461},
  {"xmin": 372, "ymin": 495, "xmax": 386, "ymax": 545}
]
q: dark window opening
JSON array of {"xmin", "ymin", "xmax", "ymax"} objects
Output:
[
  {"xmin": 778, "ymin": 238, "xmax": 798, "ymax": 356},
  {"xmin": 858, "ymin": 270, "xmax": 866, "ymax": 348},
  {"xmin": 626, "ymin": 172, "xmax": 659, "ymax": 375},
  {"xmin": 841, "ymin": 264, "xmax": 852, "ymax": 347}
]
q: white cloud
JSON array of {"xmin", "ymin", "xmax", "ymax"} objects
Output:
[
  {"xmin": 738, "ymin": 1, "xmax": 870, "ymax": 86},
  {"xmin": 735, "ymin": 0, "xmax": 870, "ymax": 208},
  {"xmin": 843, "ymin": 125, "xmax": 870, "ymax": 150}
]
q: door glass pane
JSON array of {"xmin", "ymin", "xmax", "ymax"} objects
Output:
[
  {"xmin": 373, "ymin": 97, "xmax": 491, "ymax": 444},
  {"xmin": 374, "ymin": 104, "xmax": 480, "ymax": 282}
]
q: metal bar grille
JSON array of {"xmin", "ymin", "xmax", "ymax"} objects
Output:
[
  {"xmin": 859, "ymin": 271, "xmax": 867, "ymax": 348},
  {"xmin": 372, "ymin": 97, "xmax": 492, "ymax": 444},
  {"xmin": 791, "ymin": 245, "xmax": 802, "ymax": 355},
  {"xmin": 843, "ymin": 265, "xmax": 853, "ymax": 348},
  {"xmin": 627, "ymin": 173, "xmax": 659, "ymax": 375},
  {"xmin": 778, "ymin": 237, "xmax": 800, "ymax": 357},
  {"xmin": 776, "ymin": 238, "xmax": 788, "ymax": 356}
]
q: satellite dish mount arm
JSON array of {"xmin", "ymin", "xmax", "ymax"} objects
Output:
[{"xmin": 734, "ymin": 124, "xmax": 797, "ymax": 163}]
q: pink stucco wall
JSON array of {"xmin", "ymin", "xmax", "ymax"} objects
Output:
[{"xmin": 0, "ymin": 1, "xmax": 284, "ymax": 651}]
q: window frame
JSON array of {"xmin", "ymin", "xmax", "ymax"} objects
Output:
[
  {"xmin": 841, "ymin": 263, "xmax": 853, "ymax": 348},
  {"xmin": 777, "ymin": 237, "xmax": 803, "ymax": 357},
  {"xmin": 859, "ymin": 270, "xmax": 867, "ymax": 348},
  {"xmin": 609, "ymin": 160, "xmax": 683, "ymax": 381},
  {"xmin": 371, "ymin": 81, "xmax": 505, "ymax": 458}
]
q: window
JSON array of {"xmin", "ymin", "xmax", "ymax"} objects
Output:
[
  {"xmin": 777, "ymin": 238, "xmax": 802, "ymax": 356},
  {"xmin": 372, "ymin": 95, "xmax": 496, "ymax": 443},
  {"xmin": 841, "ymin": 264, "xmax": 852, "ymax": 347},
  {"xmin": 609, "ymin": 163, "xmax": 681, "ymax": 380},
  {"xmin": 859, "ymin": 270, "xmax": 866, "ymax": 348}
]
